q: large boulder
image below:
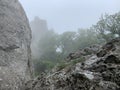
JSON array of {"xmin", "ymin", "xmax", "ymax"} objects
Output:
[{"xmin": 0, "ymin": 0, "xmax": 32, "ymax": 89}]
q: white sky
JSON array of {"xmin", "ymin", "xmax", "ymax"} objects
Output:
[{"xmin": 19, "ymin": 0, "xmax": 120, "ymax": 33}]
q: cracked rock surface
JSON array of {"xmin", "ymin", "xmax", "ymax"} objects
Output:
[{"xmin": 0, "ymin": 0, "xmax": 32, "ymax": 90}]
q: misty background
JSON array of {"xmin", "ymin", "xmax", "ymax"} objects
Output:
[
  {"xmin": 20, "ymin": 0, "xmax": 120, "ymax": 33},
  {"xmin": 19, "ymin": 0, "xmax": 120, "ymax": 75}
]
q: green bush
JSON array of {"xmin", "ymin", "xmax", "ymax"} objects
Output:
[
  {"xmin": 71, "ymin": 57, "xmax": 85, "ymax": 65},
  {"xmin": 56, "ymin": 57, "xmax": 85, "ymax": 71},
  {"xmin": 33, "ymin": 60, "xmax": 55, "ymax": 76}
]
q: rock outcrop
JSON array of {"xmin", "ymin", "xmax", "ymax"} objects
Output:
[
  {"xmin": 0, "ymin": 0, "xmax": 32, "ymax": 90},
  {"xmin": 25, "ymin": 38, "xmax": 120, "ymax": 90}
]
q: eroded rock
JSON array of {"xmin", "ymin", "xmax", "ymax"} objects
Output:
[
  {"xmin": 26, "ymin": 38, "xmax": 120, "ymax": 90},
  {"xmin": 0, "ymin": 0, "xmax": 32, "ymax": 90}
]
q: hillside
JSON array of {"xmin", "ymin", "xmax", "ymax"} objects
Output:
[{"xmin": 25, "ymin": 38, "xmax": 120, "ymax": 90}]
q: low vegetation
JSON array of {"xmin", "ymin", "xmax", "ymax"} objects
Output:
[
  {"xmin": 31, "ymin": 12, "xmax": 120, "ymax": 75},
  {"xmin": 56, "ymin": 57, "xmax": 85, "ymax": 71}
]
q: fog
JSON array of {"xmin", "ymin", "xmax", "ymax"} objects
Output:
[
  {"xmin": 20, "ymin": 0, "xmax": 120, "ymax": 33},
  {"xmin": 19, "ymin": 0, "xmax": 120, "ymax": 74},
  {"xmin": 19, "ymin": 0, "xmax": 120, "ymax": 57}
]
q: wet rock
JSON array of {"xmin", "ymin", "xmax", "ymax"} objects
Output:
[
  {"xmin": 97, "ymin": 50, "xmax": 107, "ymax": 57},
  {"xmin": 104, "ymin": 55, "xmax": 120, "ymax": 64},
  {"xmin": 102, "ymin": 42, "xmax": 115, "ymax": 52},
  {"xmin": 99, "ymin": 81, "xmax": 120, "ymax": 90},
  {"xmin": 67, "ymin": 44, "xmax": 100, "ymax": 60}
]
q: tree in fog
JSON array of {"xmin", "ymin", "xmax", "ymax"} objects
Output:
[
  {"xmin": 33, "ymin": 28, "xmax": 100, "ymax": 75},
  {"xmin": 30, "ymin": 16, "xmax": 48, "ymax": 59},
  {"xmin": 58, "ymin": 31, "xmax": 77, "ymax": 57},
  {"xmin": 38, "ymin": 30, "xmax": 59, "ymax": 62},
  {"xmin": 31, "ymin": 12, "xmax": 120, "ymax": 75},
  {"xmin": 34, "ymin": 29, "xmax": 62, "ymax": 75},
  {"xmin": 93, "ymin": 12, "xmax": 120, "ymax": 41}
]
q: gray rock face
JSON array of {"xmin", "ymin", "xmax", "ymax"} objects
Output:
[
  {"xmin": 0, "ymin": 0, "xmax": 32, "ymax": 89},
  {"xmin": 25, "ymin": 38, "xmax": 120, "ymax": 90}
]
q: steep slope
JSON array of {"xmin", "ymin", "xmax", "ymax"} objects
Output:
[
  {"xmin": 0, "ymin": 0, "xmax": 32, "ymax": 90},
  {"xmin": 25, "ymin": 38, "xmax": 120, "ymax": 90}
]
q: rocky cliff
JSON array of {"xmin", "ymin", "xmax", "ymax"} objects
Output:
[
  {"xmin": 25, "ymin": 38, "xmax": 120, "ymax": 90},
  {"xmin": 0, "ymin": 0, "xmax": 32, "ymax": 90}
]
